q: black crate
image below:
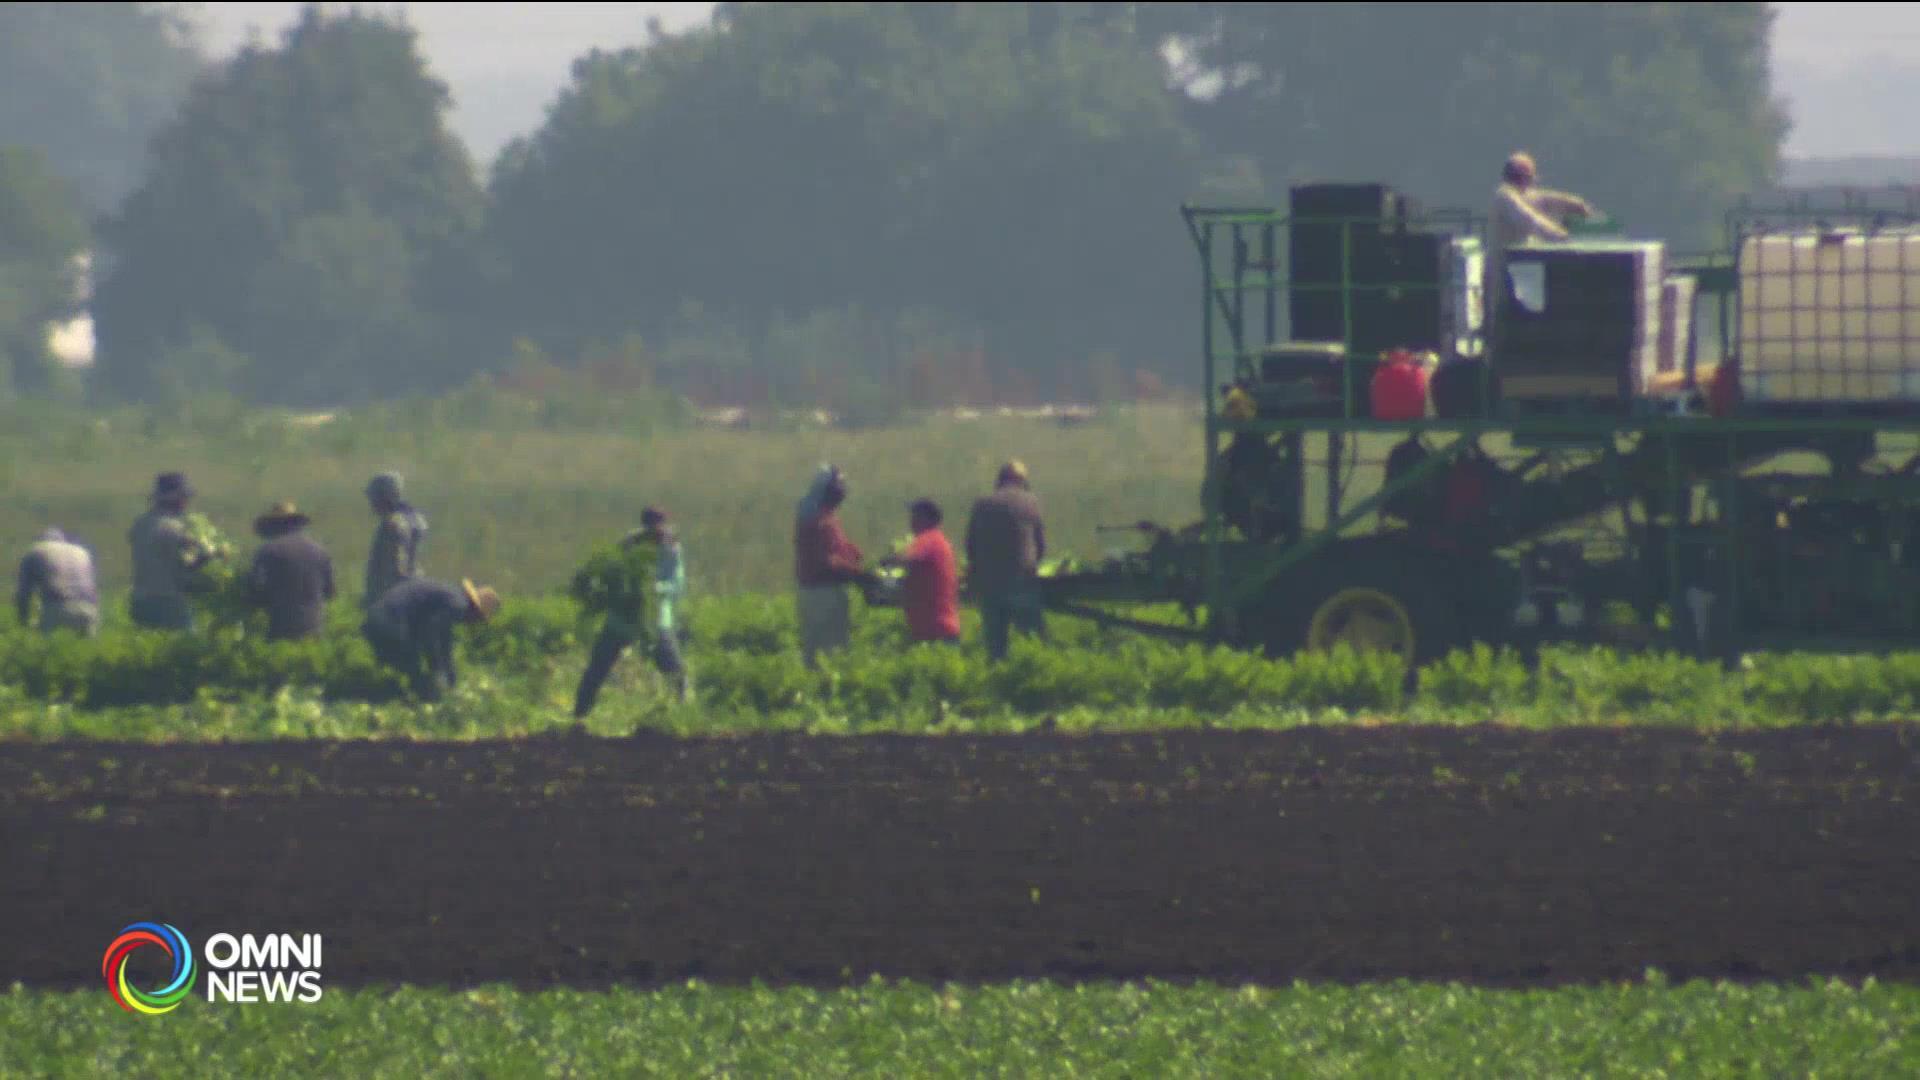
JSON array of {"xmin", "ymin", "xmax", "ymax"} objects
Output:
[
  {"xmin": 1289, "ymin": 184, "xmax": 1415, "ymax": 288},
  {"xmin": 1291, "ymin": 231, "xmax": 1449, "ymax": 351},
  {"xmin": 1496, "ymin": 247, "xmax": 1653, "ymax": 400}
]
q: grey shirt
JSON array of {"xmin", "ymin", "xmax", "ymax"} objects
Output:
[
  {"xmin": 17, "ymin": 539, "xmax": 99, "ymax": 622},
  {"xmin": 129, "ymin": 509, "xmax": 198, "ymax": 602}
]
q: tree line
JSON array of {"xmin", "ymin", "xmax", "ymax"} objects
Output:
[{"xmin": 0, "ymin": 2, "xmax": 1785, "ymax": 411}]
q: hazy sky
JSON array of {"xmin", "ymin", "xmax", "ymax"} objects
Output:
[{"xmin": 185, "ymin": 2, "xmax": 1916, "ymax": 162}]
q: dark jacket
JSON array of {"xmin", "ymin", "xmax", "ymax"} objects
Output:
[
  {"xmin": 247, "ymin": 530, "xmax": 336, "ymax": 640},
  {"xmin": 364, "ymin": 504, "xmax": 428, "ymax": 608},
  {"xmin": 363, "ymin": 578, "xmax": 470, "ymax": 687},
  {"xmin": 965, "ymin": 483, "xmax": 1046, "ymax": 592}
]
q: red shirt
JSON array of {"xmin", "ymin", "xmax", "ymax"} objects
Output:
[
  {"xmin": 901, "ymin": 529, "xmax": 961, "ymax": 641},
  {"xmin": 795, "ymin": 510, "xmax": 865, "ymax": 587}
]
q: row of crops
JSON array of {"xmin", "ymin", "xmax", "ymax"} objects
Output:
[
  {"xmin": 7, "ymin": 592, "xmax": 1920, "ymax": 738},
  {"xmin": 6, "ymin": 979, "xmax": 1912, "ymax": 1077}
]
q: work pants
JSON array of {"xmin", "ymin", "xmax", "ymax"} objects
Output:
[
  {"xmin": 978, "ymin": 585, "xmax": 1046, "ymax": 662},
  {"xmin": 574, "ymin": 623, "xmax": 689, "ymax": 718}
]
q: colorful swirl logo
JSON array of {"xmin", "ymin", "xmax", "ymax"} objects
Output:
[{"xmin": 102, "ymin": 923, "xmax": 196, "ymax": 1015}]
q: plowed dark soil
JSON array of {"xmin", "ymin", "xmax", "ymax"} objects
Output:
[{"xmin": 5, "ymin": 726, "xmax": 1918, "ymax": 988}]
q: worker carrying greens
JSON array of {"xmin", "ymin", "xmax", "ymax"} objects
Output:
[
  {"xmin": 574, "ymin": 506, "xmax": 691, "ymax": 717},
  {"xmin": 364, "ymin": 472, "xmax": 428, "ymax": 608},
  {"xmin": 361, "ymin": 577, "xmax": 500, "ymax": 701},
  {"xmin": 128, "ymin": 472, "xmax": 214, "ymax": 632},
  {"xmin": 246, "ymin": 501, "xmax": 335, "ymax": 641},
  {"xmin": 15, "ymin": 527, "xmax": 100, "ymax": 636},
  {"xmin": 1487, "ymin": 151, "xmax": 1596, "ymax": 315}
]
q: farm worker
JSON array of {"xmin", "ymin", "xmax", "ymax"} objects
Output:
[
  {"xmin": 794, "ymin": 464, "xmax": 877, "ymax": 669},
  {"xmin": 574, "ymin": 506, "xmax": 692, "ymax": 717},
  {"xmin": 880, "ymin": 498, "xmax": 961, "ymax": 645},
  {"xmin": 1487, "ymin": 151, "xmax": 1595, "ymax": 314},
  {"xmin": 361, "ymin": 577, "xmax": 501, "ymax": 702},
  {"xmin": 128, "ymin": 472, "xmax": 211, "ymax": 632},
  {"xmin": 245, "ymin": 502, "xmax": 336, "ymax": 641},
  {"xmin": 1491, "ymin": 151, "xmax": 1594, "ymax": 249},
  {"xmin": 15, "ymin": 527, "xmax": 100, "ymax": 636},
  {"xmin": 363, "ymin": 471, "xmax": 428, "ymax": 609},
  {"xmin": 965, "ymin": 461, "xmax": 1048, "ymax": 662}
]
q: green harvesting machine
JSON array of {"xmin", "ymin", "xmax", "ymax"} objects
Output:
[{"xmin": 1039, "ymin": 184, "xmax": 1920, "ymax": 665}]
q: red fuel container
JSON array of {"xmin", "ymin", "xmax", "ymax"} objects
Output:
[{"xmin": 1370, "ymin": 351, "xmax": 1430, "ymax": 420}]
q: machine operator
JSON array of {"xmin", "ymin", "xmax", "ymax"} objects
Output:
[{"xmin": 1487, "ymin": 151, "xmax": 1596, "ymax": 320}]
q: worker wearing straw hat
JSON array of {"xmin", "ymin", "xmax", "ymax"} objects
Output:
[
  {"xmin": 245, "ymin": 501, "xmax": 335, "ymax": 641},
  {"xmin": 362, "ymin": 576, "xmax": 502, "ymax": 701}
]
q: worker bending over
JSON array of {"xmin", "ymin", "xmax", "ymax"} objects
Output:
[
  {"xmin": 16, "ymin": 528, "xmax": 100, "ymax": 636},
  {"xmin": 362, "ymin": 577, "xmax": 500, "ymax": 701}
]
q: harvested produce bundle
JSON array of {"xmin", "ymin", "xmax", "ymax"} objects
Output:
[
  {"xmin": 569, "ymin": 537, "xmax": 660, "ymax": 641},
  {"xmin": 180, "ymin": 513, "xmax": 252, "ymax": 629}
]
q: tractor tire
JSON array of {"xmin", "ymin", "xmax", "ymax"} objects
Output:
[{"xmin": 1258, "ymin": 551, "xmax": 1464, "ymax": 668}]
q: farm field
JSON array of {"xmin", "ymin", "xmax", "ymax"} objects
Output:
[
  {"xmin": 5, "ymin": 979, "xmax": 1916, "ymax": 1078},
  {"xmin": 7, "ymin": 726, "xmax": 1918, "ymax": 990},
  {"xmin": 7, "ymin": 402, "xmax": 1920, "ymax": 1077}
]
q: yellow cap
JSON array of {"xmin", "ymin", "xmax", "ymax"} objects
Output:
[{"xmin": 1222, "ymin": 387, "xmax": 1256, "ymax": 421}]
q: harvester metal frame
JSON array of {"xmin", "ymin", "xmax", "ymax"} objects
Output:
[{"xmin": 1038, "ymin": 191, "xmax": 1920, "ymax": 664}]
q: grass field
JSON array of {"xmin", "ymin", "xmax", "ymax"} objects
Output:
[
  {"xmin": 6, "ymin": 980, "xmax": 1914, "ymax": 1078},
  {"xmin": 0, "ymin": 399, "xmax": 1203, "ymax": 596}
]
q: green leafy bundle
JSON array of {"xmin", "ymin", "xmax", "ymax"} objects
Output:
[
  {"xmin": 569, "ymin": 537, "xmax": 659, "ymax": 638},
  {"xmin": 180, "ymin": 513, "xmax": 253, "ymax": 629}
]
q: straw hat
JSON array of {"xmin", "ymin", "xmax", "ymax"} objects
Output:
[
  {"xmin": 461, "ymin": 578, "xmax": 502, "ymax": 621},
  {"xmin": 254, "ymin": 501, "xmax": 311, "ymax": 536}
]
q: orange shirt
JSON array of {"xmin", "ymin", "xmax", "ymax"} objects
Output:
[{"xmin": 901, "ymin": 529, "xmax": 961, "ymax": 641}]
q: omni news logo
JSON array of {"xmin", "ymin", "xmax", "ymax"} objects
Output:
[
  {"xmin": 101, "ymin": 923, "xmax": 195, "ymax": 1015},
  {"xmin": 101, "ymin": 923, "xmax": 323, "ymax": 1013}
]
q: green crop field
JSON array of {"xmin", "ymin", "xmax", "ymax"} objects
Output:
[
  {"xmin": 7, "ymin": 590, "xmax": 1920, "ymax": 741},
  {"xmin": 5, "ymin": 979, "xmax": 1914, "ymax": 1078}
]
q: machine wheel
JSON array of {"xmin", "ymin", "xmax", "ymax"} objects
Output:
[
  {"xmin": 1259, "ymin": 553, "xmax": 1462, "ymax": 667},
  {"xmin": 1305, "ymin": 586, "xmax": 1418, "ymax": 657}
]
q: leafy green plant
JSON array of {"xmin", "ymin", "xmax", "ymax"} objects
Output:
[
  {"xmin": 568, "ymin": 537, "xmax": 659, "ymax": 638},
  {"xmin": 4, "ymin": 978, "xmax": 1916, "ymax": 1078}
]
